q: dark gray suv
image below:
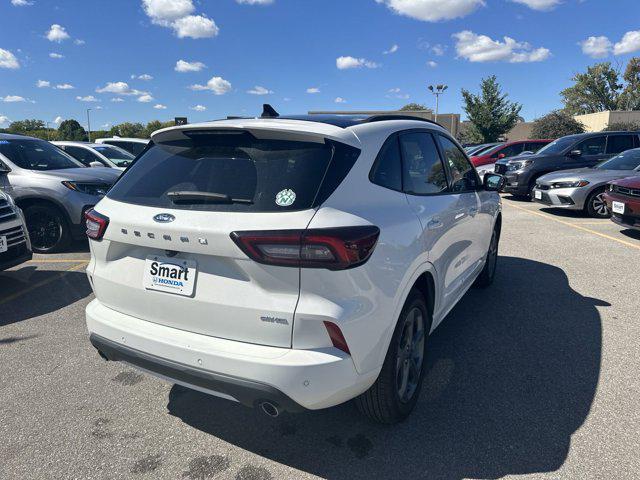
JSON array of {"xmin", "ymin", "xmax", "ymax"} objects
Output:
[{"xmin": 495, "ymin": 131, "xmax": 640, "ymax": 197}]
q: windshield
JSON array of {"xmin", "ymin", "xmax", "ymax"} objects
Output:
[
  {"xmin": 92, "ymin": 145, "xmax": 135, "ymax": 167},
  {"xmin": 595, "ymin": 148, "xmax": 640, "ymax": 171},
  {"xmin": 0, "ymin": 138, "xmax": 83, "ymax": 170},
  {"xmin": 107, "ymin": 131, "xmax": 360, "ymax": 212},
  {"xmin": 535, "ymin": 136, "xmax": 578, "ymax": 155}
]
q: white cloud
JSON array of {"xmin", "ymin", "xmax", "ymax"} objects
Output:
[
  {"xmin": 387, "ymin": 87, "xmax": 410, "ymax": 99},
  {"xmin": 614, "ymin": 30, "xmax": 640, "ymax": 55},
  {"xmin": 137, "ymin": 94, "xmax": 154, "ymax": 103},
  {"xmin": 111, "ymin": 98, "xmax": 125, "ymax": 102},
  {"xmin": 55, "ymin": 83, "xmax": 74, "ymax": 90},
  {"xmin": 95, "ymin": 106, "xmax": 104, "ymax": 110},
  {"xmin": 2, "ymin": 95, "xmax": 26, "ymax": 102},
  {"xmin": 336, "ymin": 56, "xmax": 380, "ymax": 69},
  {"xmin": 74, "ymin": 39, "xmax": 85, "ymax": 45},
  {"xmin": 36, "ymin": 80, "xmax": 51, "ymax": 88},
  {"xmin": 142, "ymin": 0, "xmax": 218, "ymax": 39},
  {"xmin": 76, "ymin": 95, "xmax": 100, "ymax": 102},
  {"xmin": 376, "ymin": 0, "xmax": 485, "ymax": 22},
  {"xmin": 334, "ymin": 97, "xmax": 347, "ymax": 103},
  {"xmin": 431, "ymin": 44, "xmax": 446, "ymax": 56},
  {"xmin": 247, "ymin": 85, "xmax": 273, "ymax": 95},
  {"xmin": 510, "ymin": 0, "xmax": 561, "ymax": 11},
  {"xmin": 142, "ymin": 0, "xmax": 195, "ymax": 23},
  {"xmin": 580, "ymin": 36, "xmax": 613, "ymax": 58},
  {"xmin": 46, "ymin": 24, "xmax": 70, "ymax": 43},
  {"xmin": 427, "ymin": 60, "xmax": 438, "ymax": 67},
  {"xmin": 172, "ymin": 15, "xmax": 219, "ymax": 38},
  {"xmin": 154, "ymin": 104, "xmax": 167, "ymax": 109},
  {"xmin": 306, "ymin": 87, "xmax": 320, "ymax": 94},
  {"xmin": 175, "ymin": 59, "xmax": 206, "ymax": 72},
  {"xmin": 0, "ymin": 49, "xmax": 20, "ymax": 69},
  {"xmin": 190, "ymin": 104, "xmax": 207, "ymax": 111},
  {"xmin": 96, "ymin": 81, "xmax": 148, "ymax": 96},
  {"xmin": 189, "ymin": 76, "xmax": 232, "ymax": 95},
  {"xmin": 383, "ymin": 44, "xmax": 399, "ymax": 54},
  {"xmin": 49, "ymin": 52, "xmax": 64, "ymax": 59},
  {"xmin": 11, "ymin": 0, "xmax": 33, "ymax": 6},
  {"xmin": 453, "ymin": 30, "xmax": 551, "ymax": 63},
  {"xmin": 0, "ymin": 115, "xmax": 10, "ymax": 126},
  {"xmin": 54, "ymin": 116, "xmax": 63, "ymax": 125},
  {"xmin": 133, "ymin": 73, "xmax": 153, "ymax": 81},
  {"xmin": 236, "ymin": 0, "xmax": 274, "ymax": 4}
]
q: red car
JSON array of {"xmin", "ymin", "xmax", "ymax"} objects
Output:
[
  {"xmin": 470, "ymin": 139, "xmax": 553, "ymax": 167},
  {"xmin": 604, "ymin": 176, "xmax": 640, "ymax": 230}
]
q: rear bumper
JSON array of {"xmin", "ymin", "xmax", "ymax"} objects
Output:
[{"xmin": 85, "ymin": 299, "xmax": 377, "ymax": 411}]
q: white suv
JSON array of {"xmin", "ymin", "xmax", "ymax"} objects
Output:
[{"xmin": 85, "ymin": 109, "xmax": 504, "ymax": 423}]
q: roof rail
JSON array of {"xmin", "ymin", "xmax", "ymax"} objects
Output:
[{"xmin": 364, "ymin": 115, "xmax": 444, "ymax": 128}]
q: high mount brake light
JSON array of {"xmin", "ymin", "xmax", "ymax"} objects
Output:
[
  {"xmin": 230, "ymin": 226, "xmax": 380, "ymax": 270},
  {"xmin": 84, "ymin": 209, "xmax": 109, "ymax": 240}
]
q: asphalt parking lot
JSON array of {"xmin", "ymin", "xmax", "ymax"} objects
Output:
[{"xmin": 1, "ymin": 196, "xmax": 639, "ymax": 480}]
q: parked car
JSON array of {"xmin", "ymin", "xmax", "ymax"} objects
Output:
[
  {"xmin": 0, "ymin": 134, "xmax": 121, "ymax": 253},
  {"xmin": 0, "ymin": 190, "xmax": 32, "ymax": 271},
  {"xmin": 495, "ymin": 131, "xmax": 640, "ymax": 198},
  {"xmin": 85, "ymin": 110, "xmax": 505, "ymax": 424},
  {"xmin": 53, "ymin": 141, "xmax": 134, "ymax": 170},
  {"xmin": 604, "ymin": 176, "xmax": 640, "ymax": 231},
  {"xmin": 470, "ymin": 139, "xmax": 552, "ymax": 168},
  {"xmin": 465, "ymin": 142, "xmax": 502, "ymax": 156},
  {"xmin": 532, "ymin": 148, "xmax": 640, "ymax": 218},
  {"xmin": 94, "ymin": 137, "xmax": 149, "ymax": 156}
]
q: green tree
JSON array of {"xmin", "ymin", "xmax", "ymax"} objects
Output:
[
  {"xmin": 619, "ymin": 57, "xmax": 640, "ymax": 110},
  {"xmin": 109, "ymin": 122, "xmax": 145, "ymax": 138},
  {"xmin": 400, "ymin": 103, "xmax": 430, "ymax": 111},
  {"xmin": 456, "ymin": 122, "xmax": 483, "ymax": 144},
  {"xmin": 531, "ymin": 111, "xmax": 586, "ymax": 139},
  {"xmin": 142, "ymin": 120, "xmax": 174, "ymax": 138},
  {"xmin": 461, "ymin": 75, "xmax": 522, "ymax": 143},
  {"xmin": 8, "ymin": 119, "xmax": 45, "ymax": 133},
  {"xmin": 604, "ymin": 121, "xmax": 640, "ymax": 132},
  {"xmin": 561, "ymin": 62, "xmax": 623, "ymax": 115},
  {"xmin": 57, "ymin": 119, "xmax": 86, "ymax": 141}
]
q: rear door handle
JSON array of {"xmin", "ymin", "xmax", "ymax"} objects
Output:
[
  {"xmin": 427, "ymin": 217, "xmax": 443, "ymax": 229},
  {"xmin": 469, "ymin": 207, "xmax": 478, "ymax": 216},
  {"xmin": 454, "ymin": 212, "xmax": 466, "ymax": 220}
]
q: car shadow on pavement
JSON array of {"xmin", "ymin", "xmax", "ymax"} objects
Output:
[
  {"xmin": 167, "ymin": 256, "xmax": 606, "ymax": 480},
  {"xmin": 620, "ymin": 229, "xmax": 640, "ymax": 241},
  {"xmin": 540, "ymin": 207, "xmax": 589, "ymax": 218},
  {"xmin": 0, "ymin": 266, "xmax": 92, "ymax": 327}
]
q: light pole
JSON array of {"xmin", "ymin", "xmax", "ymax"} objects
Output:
[
  {"xmin": 45, "ymin": 122, "xmax": 51, "ymax": 140},
  {"xmin": 428, "ymin": 84, "xmax": 448, "ymax": 123},
  {"xmin": 86, "ymin": 108, "xmax": 92, "ymax": 142}
]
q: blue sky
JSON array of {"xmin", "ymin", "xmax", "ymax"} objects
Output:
[{"xmin": 1, "ymin": 0, "xmax": 639, "ymax": 130}]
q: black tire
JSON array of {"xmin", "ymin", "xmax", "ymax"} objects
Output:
[
  {"xmin": 24, "ymin": 204, "xmax": 71, "ymax": 253},
  {"xmin": 355, "ymin": 288, "xmax": 431, "ymax": 424},
  {"xmin": 585, "ymin": 188, "xmax": 610, "ymax": 218},
  {"xmin": 474, "ymin": 225, "xmax": 499, "ymax": 288}
]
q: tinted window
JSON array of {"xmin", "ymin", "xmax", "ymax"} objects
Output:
[
  {"xmin": 575, "ymin": 136, "xmax": 606, "ymax": 155},
  {"xmin": 0, "ymin": 139, "xmax": 82, "ymax": 170},
  {"xmin": 537, "ymin": 136, "xmax": 580, "ymax": 155},
  {"xmin": 606, "ymin": 135, "xmax": 635, "ymax": 154},
  {"xmin": 65, "ymin": 146, "xmax": 105, "ymax": 166},
  {"xmin": 492, "ymin": 143, "xmax": 523, "ymax": 159},
  {"xmin": 596, "ymin": 148, "xmax": 640, "ymax": 171},
  {"xmin": 103, "ymin": 140, "xmax": 147, "ymax": 156},
  {"xmin": 92, "ymin": 145, "xmax": 134, "ymax": 167},
  {"xmin": 107, "ymin": 132, "xmax": 359, "ymax": 212},
  {"xmin": 370, "ymin": 137, "xmax": 402, "ymax": 191},
  {"xmin": 438, "ymin": 135, "xmax": 479, "ymax": 192},
  {"xmin": 399, "ymin": 132, "xmax": 448, "ymax": 195},
  {"xmin": 525, "ymin": 141, "xmax": 549, "ymax": 153}
]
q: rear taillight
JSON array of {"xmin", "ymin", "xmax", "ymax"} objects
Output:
[
  {"xmin": 85, "ymin": 209, "xmax": 109, "ymax": 240},
  {"xmin": 230, "ymin": 226, "xmax": 380, "ymax": 270}
]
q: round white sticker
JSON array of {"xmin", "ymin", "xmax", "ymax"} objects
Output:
[{"xmin": 275, "ymin": 189, "xmax": 296, "ymax": 207}]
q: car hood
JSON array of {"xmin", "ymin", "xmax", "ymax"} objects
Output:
[
  {"xmin": 537, "ymin": 168, "xmax": 627, "ymax": 184},
  {"xmin": 609, "ymin": 175, "xmax": 640, "ymax": 188},
  {"xmin": 29, "ymin": 167, "xmax": 121, "ymax": 183},
  {"xmin": 495, "ymin": 152, "xmax": 559, "ymax": 165}
]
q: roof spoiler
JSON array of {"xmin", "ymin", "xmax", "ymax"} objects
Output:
[{"xmin": 261, "ymin": 104, "xmax": 280, "ymax": 118}]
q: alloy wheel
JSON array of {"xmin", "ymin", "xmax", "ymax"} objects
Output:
[
  {"xmin": 396, "ymin": 306, "xmax": 426, "ymax": 403},
  {"xmin": 28, "ymin": 211, "xmax": 62, "ymax": 251},
  {"xmin": 591, "ymin": 193, "xmax": 610, "ymax": 218}
]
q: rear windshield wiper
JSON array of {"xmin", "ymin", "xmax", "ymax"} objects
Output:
[{"xmin": 167, "ymin": 191, "xmax": 253, "ymax": 205}]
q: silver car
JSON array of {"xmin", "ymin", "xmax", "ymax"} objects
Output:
[
  {"xmin": 0, "ymin": 190, "xmax": 32, "ymax": 271},
  {"xmin": 532, "ymin": 148, "xmax": 640, "ymax": 218},
  {"xmin": 0, "ymin": 134, "xmax": 121, "ymax": 253}
]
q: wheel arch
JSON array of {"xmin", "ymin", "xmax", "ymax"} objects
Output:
[{"xmin": 15, "ymin": 196, "xmax": 73, "ymax": 226}]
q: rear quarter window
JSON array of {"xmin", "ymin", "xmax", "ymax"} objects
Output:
[{"xmin": 107, "ymin": 131, "xmax": 360, "ymax": 212}]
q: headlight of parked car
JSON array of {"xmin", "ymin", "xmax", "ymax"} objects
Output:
[
  {"xmin": 506, "ymin": 160, "xmax": 534, "ymax": 171},
  {"xmin": 550, "ymin": 180, "xmax": 590, "ymax": 189},
  {"xmin": 62, "ymin": 181, "xmax": 111, "ymax": 196}
]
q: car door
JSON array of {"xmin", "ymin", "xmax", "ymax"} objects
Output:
[
  {"xmin": 568, "ymin": 135, "xmax": 608, "ymax": 167},
  {"xmin": 398, "ymin": 131, "xmax": 478, "ymax": 320}
]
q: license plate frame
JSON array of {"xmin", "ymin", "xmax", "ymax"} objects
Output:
[
  {"xmin": 0, "ymin": 235, "xmax": 7, "ymax": 253},
  {"xmin": 612, "ymin": 201, "xmax": 625, "ymax": 215},
  {"xmin": 143, "ymin": 255, "xmax": 197, "ymax": 297},
  {"xmin": 534, "ymin": 190, "xmax": 542, "ymax": 200}
]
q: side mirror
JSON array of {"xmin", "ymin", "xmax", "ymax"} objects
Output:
[
  {"xmin": 89, "ymin": 161, "xmax": 103, "ymax": 168},
  {"xmin": 569, "ymin": 149, "xmax": 582, "ymax": 157},
  {"xmin": 484, "ymin": 173, "xmax": 506, "ymax": 192},
  {"xmin": 498, "ymin": 153, "xmax": 506, "ymax": 159}
]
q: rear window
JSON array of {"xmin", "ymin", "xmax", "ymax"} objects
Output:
[{"xmin": 107, "ymin": 131, "xmax": 360, "ymax": 212}]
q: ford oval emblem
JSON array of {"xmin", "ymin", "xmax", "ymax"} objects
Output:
[{"xmin": 153, "ymin": 213, "xmax": 175, "ymax": 223}]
